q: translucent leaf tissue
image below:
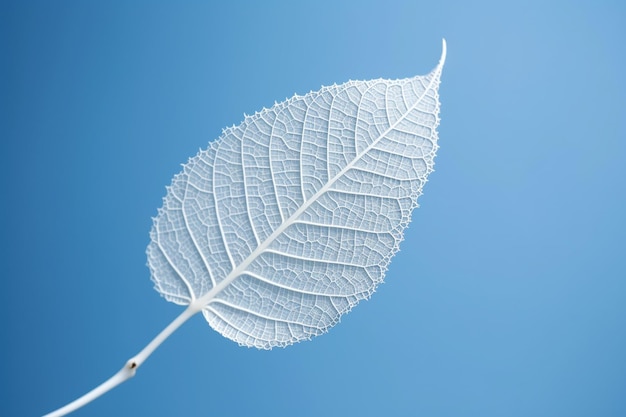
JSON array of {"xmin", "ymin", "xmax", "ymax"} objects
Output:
[{"xmin": 44, "ymin": 39, "xmax": 446, "ymax": 416}]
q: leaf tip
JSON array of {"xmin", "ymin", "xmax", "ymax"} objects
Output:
[{"xmin": 440, "ymin": 38, "xmax": 447, "ymax": 68}]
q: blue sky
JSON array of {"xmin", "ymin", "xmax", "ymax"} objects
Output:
[{"xmin": 2, "ymin": 1, "xmax": 625, "ymax": 416}]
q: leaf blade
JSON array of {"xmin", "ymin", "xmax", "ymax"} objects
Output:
[{"xmin": 148, "ymin": 41, "xmax": 446, "ymax": 349}]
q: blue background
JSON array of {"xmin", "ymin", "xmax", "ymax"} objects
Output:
[{"xmin": 2, "ymin": 1, "xmax": 625, "ymax": 416}]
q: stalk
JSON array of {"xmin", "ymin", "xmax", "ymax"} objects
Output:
[{"xmin": 43, "ymin": 304, "xmax": 200, "ymax": 417}]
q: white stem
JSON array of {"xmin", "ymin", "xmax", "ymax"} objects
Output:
[{"xmin": 43, "ymin": 304, "xmax": 200, "ymax": 417}]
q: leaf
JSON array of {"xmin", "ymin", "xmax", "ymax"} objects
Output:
[
  {"xmin": 147, "ymin": 41, "xmax": 447, "ymax": 349},
  {"xmin": 44, "ymin": 42, "xmax": 448, "ymax": 417}
]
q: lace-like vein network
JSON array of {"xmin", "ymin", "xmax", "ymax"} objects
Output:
[{"xmin": 147, "ymin": 67, "xmax": 443, "ymax": 349}]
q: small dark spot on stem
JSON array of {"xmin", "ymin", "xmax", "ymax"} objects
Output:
[{"xmin": 129, "ymin": 361, "xmax": 137, "ymax": 369}]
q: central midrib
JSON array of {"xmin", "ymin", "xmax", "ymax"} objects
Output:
[{"xmin": 191, "ymin": 65, "xmax": 443, "ymax": 312}]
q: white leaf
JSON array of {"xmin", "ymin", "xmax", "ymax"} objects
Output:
[{"xmin": 147, "ymin": 40, "xmax": 447, "ymax": 349}]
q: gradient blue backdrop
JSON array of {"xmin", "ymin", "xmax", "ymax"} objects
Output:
[{"xmin": 2, "ymin": 1, "xmax": 625, "ymax": 416}]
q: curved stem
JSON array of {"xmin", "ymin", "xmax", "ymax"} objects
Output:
[
  {"xmin": 42, "ymin": 365, "xmax": 134, "ymax": 417},
  {"xmin": 43, "ymin": 304, "xmax": 200, "ymax": 417}
]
